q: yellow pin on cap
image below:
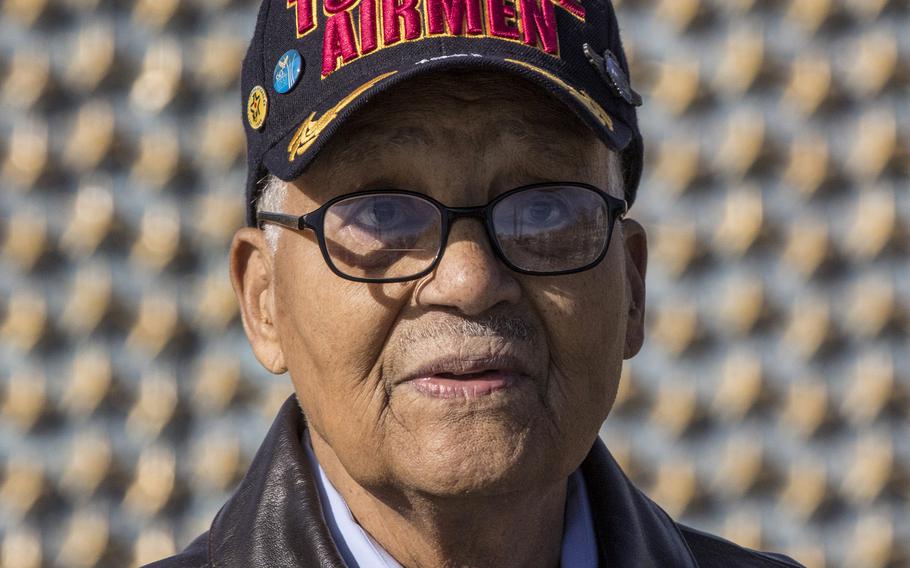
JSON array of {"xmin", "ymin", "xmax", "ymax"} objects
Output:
[{"xmin": 247, "ymin": 86, "xmax": 268, "ymax": 130}]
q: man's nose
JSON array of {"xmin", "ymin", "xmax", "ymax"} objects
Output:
[{"xmin": 415, "ymin": 219, "xmax": 521, "ymax": 316}]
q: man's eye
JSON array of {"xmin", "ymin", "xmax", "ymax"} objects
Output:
[
  {"xmin": 519, "ymin": 196, "xmax": 570, "ymax": 229},
  {"xmin": 351, "ymin": 198, "xmax": 408, "ymax": 230}
]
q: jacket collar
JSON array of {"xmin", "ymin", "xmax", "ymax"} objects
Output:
[
  {"xmin": 580, "ymin": 441, "xmax": 698, "ymax": 566},
  {"xmin": 208, "ymin": 395, "xmax": 697, "ymax": 567}
]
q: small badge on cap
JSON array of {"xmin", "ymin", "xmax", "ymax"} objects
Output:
[
  {"xmin": 274, "ymin": 49, "xmax": 303, "ymax": 94},
  {"xmin": 583, "ymin": 44, "xmax": 643, "ymax": 107},
  {"xmin": 247, "ymin": 86, "xmax": 268, "ymax": 130}
]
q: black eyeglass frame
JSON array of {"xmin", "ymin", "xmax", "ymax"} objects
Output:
[{"xmin": 256, "ymin": 182, "xmax": 628, "ymax": 284}]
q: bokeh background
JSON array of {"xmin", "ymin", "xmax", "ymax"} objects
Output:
[{"xmin": 0, "ymin": 0, "xmax": 907, "ymax": 566}]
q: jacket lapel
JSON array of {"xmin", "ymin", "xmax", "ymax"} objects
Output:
[
  {"xmin": 581, "ymin": 440, "xmax": 699, "ymax": 567},
  {"xmin": 208, "ymin": 394, "xmax": 346, "ymax": 567}
]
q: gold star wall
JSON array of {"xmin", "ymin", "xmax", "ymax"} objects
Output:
[{"xmin": 0, "ymin": 0, "xmax": 907, "ymax": 567}]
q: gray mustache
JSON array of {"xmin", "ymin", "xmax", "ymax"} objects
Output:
[{"xmin": 400, "ymin": 315, "xmax": 537, "ymax": 343}]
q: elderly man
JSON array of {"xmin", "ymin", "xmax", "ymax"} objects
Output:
[{"xmin": 148, "ymin": 0, "xmax": 804, "ymax": 566}]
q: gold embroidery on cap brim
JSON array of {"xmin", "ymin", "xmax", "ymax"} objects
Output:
[
  {"xmin": 505, "ymin": 59, "xmax": 614, "ymax": 131},
  {"xmin": 288, "ymin": 71, "xmax": 398, "ymax": 161}
]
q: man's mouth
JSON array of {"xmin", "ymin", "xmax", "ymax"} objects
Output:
[
  {"xmin": 400, "ymin": 355, "xmax": 532, "ymax": 399},
  {"xmin": 411, "ymin": 370, "xmax": 519, "ymax": 399}
]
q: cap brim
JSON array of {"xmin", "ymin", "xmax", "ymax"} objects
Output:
[{"xmin": 253, "ymin": 56, "xmax": 638, "ymax": 225}]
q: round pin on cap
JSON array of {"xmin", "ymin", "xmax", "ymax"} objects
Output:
[
  {"xmin": 273, "ymin": 49, "xmax": 303, "ymax": 95},
  {"xmin": 583, "ymin": 44, "xmax": 643, "ymax": 107},
  {"xmin": 247, "ymin": 85, "xmax": 268, "ymax": 130}
]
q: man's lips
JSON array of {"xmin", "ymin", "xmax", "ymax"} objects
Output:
[
  {"xmin": 399, "ymin": 355, "xmax": 533, "ymax": 399},
  {"xmin": 411, "ymin": 372, "xmax": 519, "ymax": 399}
]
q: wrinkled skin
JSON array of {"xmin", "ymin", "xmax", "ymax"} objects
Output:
[{"xmin": 230, "ymin": 73, "xmax": 648, "ymax": 568}]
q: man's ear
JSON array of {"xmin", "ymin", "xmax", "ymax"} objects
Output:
[
  {"xmin": 229, "ymin": 228, "xmax": 288, "ymax": 374},
  {"xmin": 621, "ymin": 218, "xmax": 648, "ymax": 359}
]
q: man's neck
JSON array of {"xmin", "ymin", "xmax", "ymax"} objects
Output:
[{"xmin": 308, "ymin": 429, "xmax": 567, "ymax": 568}]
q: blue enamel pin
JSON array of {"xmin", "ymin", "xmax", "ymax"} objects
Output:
[{"xmin": 274, "ymin": 49, "xmax": 303, "ymax": 94}]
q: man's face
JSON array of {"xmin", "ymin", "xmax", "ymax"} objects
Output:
[{"xmin": 235, "ymin": 74, "xmax": 646, "ymax": 499}]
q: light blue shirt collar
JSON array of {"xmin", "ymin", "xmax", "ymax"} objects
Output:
[{"xmin": 304, "ymin": 435, "xmax": 598, "ymax": 568}]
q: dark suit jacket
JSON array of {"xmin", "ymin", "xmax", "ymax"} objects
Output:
[{"xmin": 145, "ymin": 395, "xmax": 804, "ymax": 567}]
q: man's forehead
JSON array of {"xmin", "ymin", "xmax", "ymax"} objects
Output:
[
  {"xmin": 306, "ymin": 75, "xmax": 607, "ymax": 188},
  {"xmin": 323, "ymin": 123, "xmax": 602, "ymax": 180}
]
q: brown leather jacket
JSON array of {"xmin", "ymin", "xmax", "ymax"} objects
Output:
[{"xmin": 144, "ymin": 395, "xmax": 804, "ymax": 567}]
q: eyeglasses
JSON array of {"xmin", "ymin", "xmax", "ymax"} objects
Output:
[{"xmin": 257, "ymin": 182, "xmax": 627, "ymax": 283}]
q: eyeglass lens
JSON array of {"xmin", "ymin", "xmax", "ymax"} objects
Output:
[
  {"xmin": 491, "ymin": 186, "xmax": 609, "ymax": 272},
  {"xmin": 324, "ymin": 194, "xmax": 443, "ymax": 280},
  {"xmin": 321, "ymin": 186, "xmax": 611, "ymax": 280}
]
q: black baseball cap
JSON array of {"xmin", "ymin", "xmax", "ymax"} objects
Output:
[{"xmin": 241, "ymin": 0, "xmax": 644, "ymax": 226}]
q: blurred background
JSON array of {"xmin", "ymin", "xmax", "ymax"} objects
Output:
[{"xmin": 0, "ymin": 0, "xmax": 907, "ymax": 566}]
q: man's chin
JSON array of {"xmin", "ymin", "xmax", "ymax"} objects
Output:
[
  {"xmin": 386, "ymin": 413, "xmax": 560, "ymax": 498},
  {"xmin": 399, "ymin": 449, "xmax": 551, "ymax": 499}
]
